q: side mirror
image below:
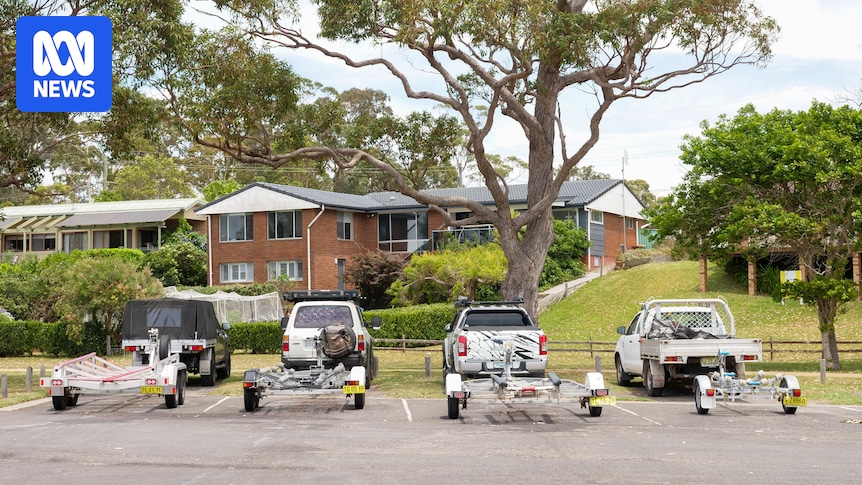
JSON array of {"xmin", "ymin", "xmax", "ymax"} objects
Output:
[
  {"xmin": 444, "ymin": 324, "xmax": 452, "ymax": 333},
  {"xmin": 222, "ymin": 323, "xmax": 232, "ymax": 331},
  {"xmin": 280, "ymin": 316, "xmax": 290, "ymax": 331},
  {"xmin": 371, "ymin": 316, "xmax": 381, "ymax": 330},
  {"xmin": 616, "ymin": 326, "xmax": 627, "ymax": 336}
]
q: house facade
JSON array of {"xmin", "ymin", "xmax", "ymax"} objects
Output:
[
  {"xmin": 195, "ymin": 180, "xmax": 647, "ymax": 289},
  {"xmin": 0, "ymin": 198, "xmax": 205, "ymax": 260}
]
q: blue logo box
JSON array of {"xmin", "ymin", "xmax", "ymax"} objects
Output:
[{"xmin": 16, "ymin": 16, "xmax": 112, "ymax": 113}]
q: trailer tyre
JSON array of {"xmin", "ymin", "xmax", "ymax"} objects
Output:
[
  {"xmin": 354, "ymin": 392, "xmax": 366, "ymax": 410},
  {"xmin": 52, "ymin": 395, "xmax": 68, "ymax": 411},
  {"xmin": 588, "ymin": 404, "xmax": 603, "ymax": 417},
  {"xmin": 447, "ymin": 396, "xmax": 460, "ymax": 419},
  {"xmin": 177, "ymin": 370, "xmax": 187, "ymax": 406},
  {"xmin": 158, "ymin": 335, "xmax": 172, "ymax": 361},
  {"xmin": 615, "ymin": 355, "xmax": 632, "ymax": 386},
  {"xmin": 244, "ymin": 387, "xmax": 258, "ymax": 412},
  {"xmin": 643, "ymin": 361, "xmax": 663, "ymax": 397},
  {"xmin": 694, "ymin": 380, "xmax": 710, "ymax": 415},
  {"xmin": 780, "ymin": 377, "xmax": 798, "ymax": 414},
  {"xmin": 67, "ymin": 394, "xmax": 79, "ymax": 407}
]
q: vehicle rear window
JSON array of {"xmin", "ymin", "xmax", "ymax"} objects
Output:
[
  {"xmin": 293, "ymin": 306, "xmax": 354, "ymax": 329},
  {"xmin": 464, "ymin": 311, "xmax": 531, "ymax": 327}
]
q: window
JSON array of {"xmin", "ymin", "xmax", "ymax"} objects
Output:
[
  {"xmin": 267, "ymin": 211, "xmax": 302, "ymax": 239},
  {"xmin": 220, "ymin": 262, "xmax": 254, "ymax": 283},
  {"xmin": 626, "ymin": 217, "xmax": 634, "ymax": 229},
  {"xmin": 337, "ymin": 212, "xmax": 353, "ymax": 240},
  {"xmin": 31, "ymin": 233, "xmax": 56, "ymax": 251},
  {"xmin": 62, "ymin": 232, "xmax": 87, "ymax": 252},
  {"xmin": 4, "ymin": 234, "xmax": 24, "ymax": 251},
  {"xmin": 590, "ymin": 210, "xmax": 604, "ymax": 224},
  {"xmin": 267, "ymin": 260, "xmax": 303, "ymax": 281},
  {"xmin": 220, "ymin": 213, "xmax": 254, "ymax": 242},
  {"xmin": 93, "ymin": 230, "xmax": 124, "ymax": 249},
  {"xmin": 378, "ymin": 211, "xmax": 429, "ymax": 252}
]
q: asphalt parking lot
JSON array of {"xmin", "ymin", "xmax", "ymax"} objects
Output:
[{"xmin": 3, "ymin": 383, "xmax": 862, "ymax": 484}]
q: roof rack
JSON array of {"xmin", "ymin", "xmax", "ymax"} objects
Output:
[
  {"xmin": 454, "ymin": 297, "xmax": 524, "ymax": 309},
  {"xmin": 283, "ymin": 290, "xmax": 359, "ymax": 302}
]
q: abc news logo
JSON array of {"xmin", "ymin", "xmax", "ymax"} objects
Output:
[{"xmin": 16, "ymin": 16, "xmax": 112, "ymax": 113}]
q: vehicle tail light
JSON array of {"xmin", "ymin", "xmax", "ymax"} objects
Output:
[
  {"xmin": 189, "ymin": 345, "xmax": 204, "ymax": 351},
  {"xmin": 457, "ymin": 335, "xmax": 467, "ymax": 357},
  {"xmin": 792, "ymin": 389, "xmax": 801, "ymax": 397},
  {"xmin": 539, "ymin": 334, "xmax": 547, "ymax": 356},
  {"xmin": 124, "ymin": 346, "xmax": 138, "ymax": 352},
  {"xmin": 243, "ymin": 382, "xmax": 254, "ymax": 388},
  {"xmin": 742, "ymin": 355, "xmax": 757, "ymax": 361},
  {"xmin": 706, "ymin": 389, "xmax": 715, "ymax": 397},
  {"xmin": 666, "ymin": 356, "xmax": 680, "ymax": 362},
  {"xmin": 358, "ymin": 334, "xmax": 365, "ymax": 352}
]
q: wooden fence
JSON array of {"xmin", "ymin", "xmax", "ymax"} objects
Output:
[{"xmin": 376, "ymin": 337, "xmax": 862, "ymax": 360}]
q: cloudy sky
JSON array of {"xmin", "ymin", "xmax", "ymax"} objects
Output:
[{"xmin": 191, "ymin": 0, "xmax": 862, "ymax": 197}]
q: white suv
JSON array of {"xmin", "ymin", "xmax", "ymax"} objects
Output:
[{"xmin": 280, "ymin": 291, "xmax": 380, "ymax": 382}]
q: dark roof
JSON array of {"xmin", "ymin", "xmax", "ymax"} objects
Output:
[
  {"xmin": 198, "ymin": 179, "xmax": 625, "ymax": 213},
  {"xmin": 56, "ymin": 209, "xmax": 181, "ymax": 227}
]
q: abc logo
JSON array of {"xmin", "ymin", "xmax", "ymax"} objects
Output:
[{"xmin": 16, "ymin": 16, "xmax": 112, "ymax": 113}]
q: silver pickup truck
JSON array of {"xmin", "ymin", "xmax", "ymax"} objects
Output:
[
  {"xmin": 614, "ymin": 297, "xmax": 762, "ymax": 396},
  {"xmin": 443, "ymin": 299, "xmax": 547, "ymax": 379}
]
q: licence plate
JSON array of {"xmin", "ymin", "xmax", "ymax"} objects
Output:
[
  {"xmin": 589, "ymin": 396, "xmax": 616, "ymax": 406},
  {"xmin": 141, "ymin": 386, "xmax": 162, "ymax": 395},
  {"xmin": 343, "ymin": 385, "xmax": 365, "ymax": 395},
  {"xmin": 783, "ymin": 396, "xmax": 807, "ymax": 406}
]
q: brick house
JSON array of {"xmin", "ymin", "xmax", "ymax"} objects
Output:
[
  {"xmin": 0, "ymin": 198, "xmax": 205, "ymax": 259},
  {"xmin": 195, "ymin": 180, "xmax": 646, "ymax": 289}
]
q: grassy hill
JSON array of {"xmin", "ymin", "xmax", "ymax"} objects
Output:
[{"xmin": 538, "ymin": 260, "xmax": 862, "ymax": 344}]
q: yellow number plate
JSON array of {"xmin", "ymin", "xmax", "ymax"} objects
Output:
[
  {"xmin": 342, "ymin": 385, "xmax": 365, "ymax": 395},
  {"xmin": 140, "ymin": 386, "xmax": 162, "ymax": 395},
  {"xmin": 589, "ymin": 396, "xmax": 616, "ymax": 406},
  {"xmin": 783, "ymin": 396, "xmax": 807, "ymax": 406}
]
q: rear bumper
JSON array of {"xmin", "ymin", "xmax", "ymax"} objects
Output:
[
  {"xmin": 282, "ymin": 353, "xmax": 365, "ymax": 370},
  {"xmin": 458, "ymin": 358, "xmax": 547, "ymax": 377}
]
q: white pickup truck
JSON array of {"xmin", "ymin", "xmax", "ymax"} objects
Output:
[
  {"xmin": 443, "ymin": 299, "xmax": 547, "ymax": 379},
  {"xmin": 614, "ymin": 298, "xmax": 762, "ymax": 396}
]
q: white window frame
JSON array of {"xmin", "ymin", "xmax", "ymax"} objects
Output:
[
  {"xmin": 267, "ymin": 260, "xmax": 303, "ymax": 281},
  {"xmin": 220, "ymin": 213, "xmax": 253, "ymax": 242},
  {"xmin": 626, "ymin": 217, "xmax": 634, "ymax": 229},
  {"xmin": 220, "ymin": 262, "xmax": 254, "ymax": 283},
  {"xmin": 590, "ymin": 210, "xmax": 604, "ymax": 224},
  {"xmin": 337, "ymin": 211, "xmax": 353, "ymax": 240}
]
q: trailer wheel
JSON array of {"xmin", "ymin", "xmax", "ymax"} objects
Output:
[
  {"xmin": 354, "ymin": 392, "xmax": 366, "ymax": 410},
  {"xmin": 177, "ymin": 370, "xmax": 187, "ymax": 406},
  {"xmin": 52, "ymin": 394, "xmax": 68, "ymax": 411},
  {"xmin": 158, "ymin": 334, "xmax": 172, "ymax": 361},
  {"xmin": 447, "ymin": 396, "xmax": 460, "ymax": 419},
  {"xmin": 694, "ymin": 380, "xmax": 710, "ymax": 415},
  {"xmin": 780, "ymin": 378, "xmax": 798, "ymax": 414},
  {"xmin": 643, "ymin": 361, "xmax": 663, "ymax": 397},
  {"xmin": 67, "ymin": 394, "xmax": 79, "ymax": 407},
  {"xmin": 615, "ymin": 355, "xmax": 632, "ymax": 386},
  {"xmin": 243, "ymin": 388, "xmax": 258, "ymax": 412},
  {"xmin": 165, "ymin": 392, "xmax": 178, "ymax": 408},
  {"xmin": 588, "ymin": 404, "xmax": 603, "ymax": 417}
]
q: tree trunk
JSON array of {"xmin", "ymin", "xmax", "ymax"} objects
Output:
[{"xmin": 817, "ymin": 297, "xmax": 841, "ymax": 370}]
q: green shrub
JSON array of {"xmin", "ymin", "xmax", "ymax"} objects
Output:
[
  {"xmin": 227, "ymin": 322, "xmax": 282, "ymax": 354},
  {"xmin": 365, "ymin": 303, "xmax": 457, "ymax": 346}
]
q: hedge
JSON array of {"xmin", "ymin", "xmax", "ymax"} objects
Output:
[
  {"xmin": 0, "ymin": 320, "xmax": 108, "ymax": 357},
  {"xmin": 226, "ymin": 322, "xmax": 282, "ymax": 354},
  {"xmin": 365, "ymin": 303, "xmax": 457, "ymax": 346}
]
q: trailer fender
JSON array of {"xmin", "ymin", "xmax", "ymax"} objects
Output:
[
  {"xmin": 584, "ymin": 372, "xmax": 605, "ymax": 390},
  {"xmin": 445, "ymin": 372, "xmax": 463, "ymax": 397},
  {"xmin": 781, "ymin": 375, "xmax": 800, "ymax": 390},
  {"xmin": 694, "ymin": 375, "xmax": 716, "ymax": 410},
  {"xmin": 349, "ymin": 365, "xmax": 366, "ymax": 387}
]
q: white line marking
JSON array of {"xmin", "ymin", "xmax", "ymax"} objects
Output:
[
  {"xmin": 203, "ymin": 397, "xmax": 230, "ymax": 413},
  {"xmin": 839, "ymin": 406, "xmax": 861, "ymax": 412},
  {"xmin": 613, "ymin": 404, "xmax": 662, "ymax": 426},
  {"xmin": 401, "ymin": 399, "xmax": 413, "ymax": 422}
]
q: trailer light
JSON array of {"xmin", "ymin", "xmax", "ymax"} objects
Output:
[
  {"xmin": 51, "ymin": 379, "xmax": 63, "ymax": 386},
  {"xmin": 595, "ymin": 389, "xmax": 609, "ymax": 396},
  {"xmin": 124, "ymin": 346, "xmax": 138, "ymax": 352},
  {"xmin": 189, "ymin": 345, "xmax": 204, "ymax": 351},
  {"xmin": 358, "ymin": 334, "xmax": 365, "ymax": 352},
  {"xmin": 346, "ymin": 380, "xmax": 360, "ymax": 386},
  {"xmin": 742, "ymin": 355, "xmax": 757, "ymax": 361},
  {"xmin": 706, "ymin": 389, "xmax": 715, "ymax": 397},
  {"xmin": 458, "ymin": 335, "xmax": 467, "ymax": 357},
  {"xmin": 145, "ymin": 378, "xmax": 157, "ymax": 385},
  {"xmin": 539, "ymin": 334, "xmax": 548, "ymax": 356},
  {"xmin": 792, "ymin": 389, "xmax": 802, "ymax": 397}
]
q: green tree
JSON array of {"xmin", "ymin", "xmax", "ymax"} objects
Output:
[
  {"xmin": 98, "ymin": 154, "xmax": 194, "ymax": 201},
  {"xmin": 568, "ymin": 165, "xmax": 610, "ymax": 181},
  {"xmin": 625, "ymin": 179, "xmax": 657, "ymax": 209},
  {"xmin": 54, "ymin": 255, "xmax": 164, "ymax": 340},
  {"xmin": 345, "ymin": 250, "xmax": 406, "ymax": 309},
  {"xmin": 198, "ymin": 0, "xmax": 776, "ymax": 319},
  {"xmin": 142, "ymin": 241, "xmax": 208, "ymax": 287},
  {"xmin": 648, "ymin": 102, "xmax": 862, "ymax": 370},
  {"xmin": 541, "ymin": 219, "xmax": 590, "ymax": 287}
]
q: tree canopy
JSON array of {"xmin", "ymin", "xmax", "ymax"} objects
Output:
[
  {"xmin": 648, "ymin": 101, "xmax": 862, "ymax": 369},
  {"xmin": 196, "ymin": 0, "xmax": 777, "ymax": 317}
]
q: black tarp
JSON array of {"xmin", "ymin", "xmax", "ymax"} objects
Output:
[{"xmin": 122, "ymin": 299, "xmax": 221, "ymax": 340}]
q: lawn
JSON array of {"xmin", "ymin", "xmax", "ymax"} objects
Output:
[{"xmin": 4, "ymin": 260, "xmax": 862, "ymax": 407}]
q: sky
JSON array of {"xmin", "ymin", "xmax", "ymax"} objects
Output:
[{"xmin": 188, "ymin": 1, "xmax": 862, "ymax": 197}]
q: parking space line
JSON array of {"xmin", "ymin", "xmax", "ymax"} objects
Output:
[
  {"xmin": 839, "ymin": 406, "xmax": 862, "ymax": 412},
  {"xmin": 401, "ymin": 399, "xmax": 413, "ymax": 422},
  {"xmin": 613, "ymin": 404, "xmax": 662, "ymax": 426},
  {"xmin": 203, "ymin": 397, "xmax": 231, "ymax": 413}
]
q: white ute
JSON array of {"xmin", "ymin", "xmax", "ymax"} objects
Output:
[{"xmin": 614, "ymin": 297, "xmax": 762, "ymax": 396}]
